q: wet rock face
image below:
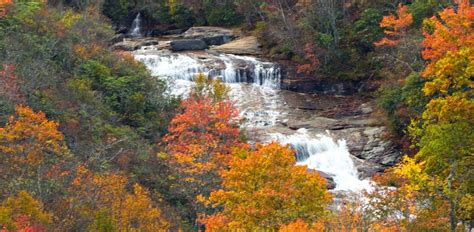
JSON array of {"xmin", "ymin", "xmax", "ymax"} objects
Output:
[{"xmin": 279, "ymin": 94, "xmax": 401, "ymax": 175}]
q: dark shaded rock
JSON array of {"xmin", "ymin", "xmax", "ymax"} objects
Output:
[
  {"xmin": 163, "ymin": 28, "xmax": 186, "ymax": 35},
  {"xmin": 308, "ymin": 169, "xmax": 336, "ymax": 190},
  {"xmin": 203, "ymin": 35, "xmax": 233, "ymax": 46},
  {"xmin": 182, "ymin": 27, "xmax": 235, "ymax": 46},
  {"xmin": 142, "ymin": 39, "xmax": 159, "ymax": 46},
  {"xmin": 149, "ymin": 29, "xmax": 162, "ymax": 37},
  {"xmin": 170, "ymin": 39, "xmax": 208, "ymax": 51},
  {"xmin": 281, "ymin": 79, "xmax": 360, "ymax": 96},
  {"xmin": 116, "ymin": 26, "xmax": 128, "ymax": 34},
  {"xmin": 318, "ymin": 171, "xmax": 336, "ymax": 190}
]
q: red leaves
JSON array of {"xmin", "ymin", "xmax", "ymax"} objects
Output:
[
  {"xmin": 375, "ymin": 4, "xmax": 413, "ymax": 47},
  {"xmin": 0, "ymin": 64, "xmax": 25, "ymax": 104},
  {"xmin": 296, "ymin": 43, "xmax": 320, "ymax": 75}
]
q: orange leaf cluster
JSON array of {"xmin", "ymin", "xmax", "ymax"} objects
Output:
[
  {"xmin": 421, "ymin": 0, "xmax": 474, "ymax": 78},
  {"xmin": 164, "ymin": 97, "xmax": 246, "ymax": 190},
  {"xmin": 0, "ymin": 106, "xmax": 67, "ymax": 167},
  {"xmin": 0, "ymin": 0, "xmax": 12, "ymax": 17},
  {"xmin": 375, "ymin": 4, "xmax": 413, "ymax": 46},
  {"xmin": 203, "ymin": 142, "xmax": 331, "ymax": 230},
  {"xmin": 68, "ymin": 169, "xmax": 169, "ymax": 231}
]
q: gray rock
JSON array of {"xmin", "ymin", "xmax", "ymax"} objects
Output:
[
  {"xmin": 111, "ymin": 40, "xmax": 140, "ymax": 51},
  {"xmin": 109, "ymin": 33, "xmax": 126, "ymax": 44},
  {"xmin": 212, "ymin": 36, "xmax": 261, "ymax": 55},
  {"xmin": 170, "ymin": 39, "xmax": 208, "ymax": 51},
  {"xmin": 142, "ymin": 39, "xmax": 159, "ymax": 46},
  {"xmin": 359, "ymin": 103, "xmax": 374, "ymax": 114},
  {"xmin": 308, "ymin": 169, "xmax": 336, "ymax": 190},
  {"xmin": 111, "ymin": 38, "xmax": 159, "ymax": 51},
  {"xmin": 183, "ymin": 27, "xmax": 235, "ymax": 46},
  {"xmin": 287, "ymin": 117, "xmax": 339, "ymax": 130},
  {"xmin": 352, "ymin": 156, "xmax": 384, "ymax": 179}
]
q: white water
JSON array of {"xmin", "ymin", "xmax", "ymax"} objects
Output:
[
  {"xmin": 133, "ymin": 48, "xmax": 371, "ymax": 191},
  {"xmin": 130, "ymin": 13, "xmax": 142, "ymax": 38},
  {"xmin": 272, "ymin": 129, "xmax": 372, "ymax": 191}
]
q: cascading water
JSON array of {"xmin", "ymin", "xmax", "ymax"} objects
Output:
[
  {"xmin": 130, "ymin": 13, "xmax": 142, "ymax": 38},
  {"xmin": 272, "ymin": 129, "xmax": 372, "ymax": 191},
  {"xmin": 133, "ymin": 47, "xmax": 370, "ymax": 192}
]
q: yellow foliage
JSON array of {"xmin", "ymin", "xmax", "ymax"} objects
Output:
[
  {"xmin": 0, "ymin": 191, "xmax": 52, "ymax": 231},
  {"xmin": 203, "ymin": 142, "xmax": 332, "ymax": 230}
]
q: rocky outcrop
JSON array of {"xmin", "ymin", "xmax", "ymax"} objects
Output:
[
  {"xmin": 318, "ymin": 171, "xmax": 336, "ymax": 190},
  {"xmin": 170, "ymin": 39, "xmax": 208, "ymax": 51},
  {"xmin": 109, "ymin": 33, "xmax": 127, "ymax": 45},
  {"xmin": 111, "ymin": 38, "xmax": 159, "ymax": 51},
  {"xmin": 212, "ymin": 36, "xmax": 261, "ymax": 55},
  {"xmin": 280, "ymin": 94, "xmax": 402, "ymax": 172},
  {"xmin": 182, "ymin": 27, "xmax": 235, "ymax": 46}
]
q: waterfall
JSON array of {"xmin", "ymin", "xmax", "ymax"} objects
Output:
[
  {"xmin": 272, "ymin": 129, "xmax": 372, "ymax": 191},
  {"xmin": 133, "ymin": 52, "xmax": 281, "ymax": 91},
  {"xmin": 130, "ymin": 13, "xmax": 142, "ymax": 38},
  {"xmin": 133, "ymin": 48, "xmax": 371, "ymax": 192}
]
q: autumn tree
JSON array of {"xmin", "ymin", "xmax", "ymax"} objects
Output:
[
  {"xmin": 163, "ymin": 74, "xmax": 246, "ymax": 220},
  {"xmin": 67, "ymin": 169, "xmax": 169, "ymax": 231},
  {"xmin": 0, "ymin": 191, "xmax": 52, "ymax": 231},
  {"xmin": 202, "ymin": 142, "xmax": 331, "ymax": 231},
  {"xmin": 399, "ymin": 1, "xmax": 474, "ymax": 230},
  {"xmin": 0, "ymin": 106, "xmax": 71, "ymax": 202}
]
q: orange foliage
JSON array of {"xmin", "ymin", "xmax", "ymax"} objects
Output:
[
  {"xmin": 296, "ymin": 43, "xmax": 320, "ymax": 75},
  {"xmin": 279, "ymin": 219, "xmax": 324, "ymax": 232},
  {"xmin": 0, "ymin": 0, "xmax": 12, "ymax": 17},
  {"xmin": 203, "ymin": 142, "xmax": 331, "ymax": 230},
  {"xmin": 164, "ymin": 97, "xmax": 246, "ymax": 197},
  {"xmin": 0, "ymin": 105, "xmax": 68, "ymax": 167},
  {"xmin": 375, "ymin": 4, "xmax": 413, "ymax": 46},
  {"xmin": 421, "ymin": 0, "xmax": 474, "ymax": 78},
  {"xmin": 69, "ymin": 170, "xmax": 169, "ymax": 231}
]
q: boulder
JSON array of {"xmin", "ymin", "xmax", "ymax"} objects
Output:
[
  {"xmin": 111, "ymin": 40, "xmax": 140, "ymax": 51},
  {"xmin": 170, "ymin": 39, "xmax": 208, "ymax": 51},
  {"xmin": 111, "ymin": 38, "xmax": 159, "ymax": 51},
  {"xmin": 308, "ymin": 169, "xmax": 336, "ymax": 190},
  {"xmin": 142, "ymin": 39, "xmax": 159, "ymax": 46},
  {"xmin": 351, "ymin": 156, "xmax": 384, "ymax": 179},
  {"xmin": 183, "ymin": 26, "xmax": 235, "ymax": 46},
  {"xmin": 212, "ymin": 36, "xmax": 262, "ymax": 55},
  {"xmin": 109, "ymin": 33, "xmax": 126, "ymax": 45}
]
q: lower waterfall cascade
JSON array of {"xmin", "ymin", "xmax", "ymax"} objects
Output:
[{"xmin": 133, "ymin": 48, "xmax": 372, "ymax": 192}]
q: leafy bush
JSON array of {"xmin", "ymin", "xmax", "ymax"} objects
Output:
[{"xmin": 205, "ymin": 5, "xmax": 242, "ymax": 26}]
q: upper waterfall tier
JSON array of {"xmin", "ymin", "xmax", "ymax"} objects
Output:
[{"xmin": 133, "ymin": 50, "xmax": 281, "ymax": 89}]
